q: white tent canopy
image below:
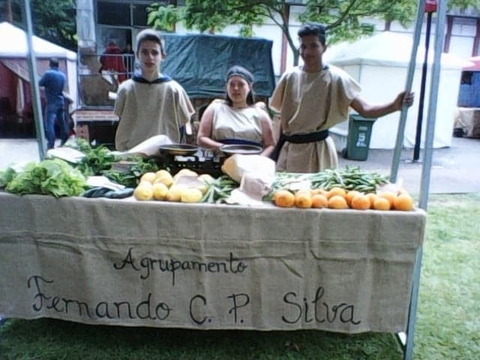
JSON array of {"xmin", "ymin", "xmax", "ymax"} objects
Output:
[
  {"xmin": 0, "ymin": 22, "xmax": 77, "ymax": 110},
  {"xmin": 0, "ymin": 22, "xmax": 76, "ymax": 60},
  {"xmin": 325, "ymin": 31, "xmax": 468, "ymax": 149},
  {"xmin": 325, "ymin": 31, "xmax": 469, "ymax": 69}
]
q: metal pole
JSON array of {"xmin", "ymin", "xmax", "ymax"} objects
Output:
[
  {"xmin": 404, "ymin": 2, "xmax": 447, "ymax": 360},
  {"xmin": 22, "ymin": 0, "xmax": 47, "ymax": 160},
  {"xmin": 413, "ymin": 11, "xmax": 433, "ymax": 162},
  {"xmin": 390, "ymin": 0, "xmax": 425, "ymax": 183}
]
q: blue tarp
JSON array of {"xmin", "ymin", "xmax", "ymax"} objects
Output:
[{"xmin": 161, "ymin": 33, "xmax": 275, "ymax": 99}]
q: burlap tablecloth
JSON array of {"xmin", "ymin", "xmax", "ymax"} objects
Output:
[{"xmin": 0, "ymin": 192, "xmax": 425, "ymax": 333}]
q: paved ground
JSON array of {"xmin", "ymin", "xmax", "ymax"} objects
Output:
[
  {"xmin": 339, "ymin": 136, "xmax": 480, "ymax": 195},
  {"xmin": 1, "ymin": 136, "xmax": 480, "ymax": 195}
]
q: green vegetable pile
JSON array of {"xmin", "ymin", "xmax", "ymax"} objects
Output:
[
  {"xmin": 201, "ymin": 175, "xmax": 238, "ymax": 204},
  {"xmin": 198, "ymin": 167, "xmax": 389, "ymax": 204},
  {"xmin": 67, "ymin": 138, "xmax": 119, "ymax": 176},
  {"xmin": 271, "ymin": 166, "xmax": 389, "ymax": 194},
  {"xmin": 0, "ymin": 138, "xmax": 162, "ymax": 197},
  {"xmin": 0, "ymin": 159, "xmax": 88, "ymax": 197},
  {"xmin": 101, "ymin": 157, "xmax": 160, "ymax": 188},
  {"xmin": 66, "ymin": 138, "xmax": 159, "ymax": 188},
  {"xmin": 0, "ymin": 167, "xmax": 16, "ymax": 188}
]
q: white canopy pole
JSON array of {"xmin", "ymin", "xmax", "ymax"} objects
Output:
[
  {"xmin": 397, "ymin": 6, "xmax": 425, "ymax": 355},
  {"xmin": 403, "ymin": 3, "xmax": 447, "ymax": 360},
  {"xmin": 22, "ymin": 0, "xmax": 47, "ymax": 159},
  {"xmin": 390, "ymin": 0, "xmax": 425, "ymax": 183}
]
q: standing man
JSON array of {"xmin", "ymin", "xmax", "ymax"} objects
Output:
[
  {"xmin": 39, "ymin": 58, "xmax": 67, "ymax": 150},
  {"xmin": 114, "ymin": 29, "xmax": 194, "ymax": 151},
  {"xmin": 270, "ymin": 23, "xmax": 415, "ymax": 173}
]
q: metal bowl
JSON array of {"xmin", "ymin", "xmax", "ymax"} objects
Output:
[
  {"xmin": 158, "ymin": 144, "xmax": 199, "ymax": 156},
  {"xmin": 219, "ymin": 144, "xmax": 263, "ymax": 156}
]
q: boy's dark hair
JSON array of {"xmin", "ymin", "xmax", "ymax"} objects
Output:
[
  {"xmin": 224, "ymin": 65, "xmax": 255, "ymax": 106},
  {"xmin": 135, "ymin": 29, "xmax": 165, "ymax": 56},
  {"xmin": 298, "ymin": 23, "xmax": 327, "ymax": 46},
  {"xmin": 49, "ymin": 58, "xmax": 59, "ymax": 68}
]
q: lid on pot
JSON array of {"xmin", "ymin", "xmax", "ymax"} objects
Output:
[
  {"xmin": 220, "ymin": 144, "xmax": 263, "ymax": 155},
  {"xmin": 158, "ymin": 144, "xmax": 199, "ymax": 156}
]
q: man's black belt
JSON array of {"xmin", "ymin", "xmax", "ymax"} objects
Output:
[{"xmin": 270, "ymin": 129, "xmax": 329, "ymax": 161}]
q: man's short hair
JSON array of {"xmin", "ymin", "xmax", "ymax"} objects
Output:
[
  {"xmin": 135, "ymin": 29, "xmax": 165, "ymax": 56},
  {"xmin": 49, "ymin": 58, "xmax": 59, "ymax": 68},
  {"xmin": 298, "ymin": 23, "xmax": 327, "ymax": 46}
]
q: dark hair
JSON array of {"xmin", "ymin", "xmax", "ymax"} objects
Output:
[
  {"xmin": 298, "ymin": 23, "xmax": 327, "ymax": 46},
  {"xmin": 224, "ymin": 65, "xmax": 255, "ymax": 106},
  {"xmin": 135, "ymin": 29, "xmax": 165, "ymax": 56},
  {"xmin": 49, "ymin": 58, "xmax": 59, "ymax": 68}
]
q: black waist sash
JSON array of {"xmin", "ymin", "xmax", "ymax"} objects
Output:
[{"xmin": 270, "ymin": 129, "xmax": 329, "ymax": 161}]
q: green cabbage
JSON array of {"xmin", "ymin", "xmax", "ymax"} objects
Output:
[
  {"xmin": 5, "ymin": 159, "xmax": 88, "ymax": 197},
  {"xmin": 0, "ymin": 167, "xmax": 17, "ymax": 188}
]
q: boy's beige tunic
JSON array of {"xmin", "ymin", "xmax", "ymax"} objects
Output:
[
  {"xmin": 114, "ymin": 79, "xmax": 194, "ymax": 151},
  {"xmin": 270, "ymin": 66, "xmax": 361, "ymax": 173}
]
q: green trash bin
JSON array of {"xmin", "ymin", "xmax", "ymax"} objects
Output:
[{"xmin": 342, "ymin": 114, "xmax": 376, "ymax": 161}]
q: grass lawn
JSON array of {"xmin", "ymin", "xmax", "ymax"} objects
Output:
[{"xmin": 1, "ymin": 193, "xmax": 479, "ymax": 360}]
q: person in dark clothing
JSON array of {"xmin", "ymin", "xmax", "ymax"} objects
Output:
[
  {"xmin": 39, "ymin": 58, "xmax": 67, "ymax": 149},
  {"xmin": 100, "ymin": 41, "xmax": 127, "ymax": 83}
]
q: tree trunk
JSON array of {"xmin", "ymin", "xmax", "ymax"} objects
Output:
[
  {"xmin": 5, "ymin": 0, "xmax": 13, "ymax": 22},
  {"xmin": 292, "ymin": 49, "xmax": 299, "ymax": 67}
]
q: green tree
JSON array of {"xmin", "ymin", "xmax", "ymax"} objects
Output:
[
  {"xmin": 148, "ymin": 0, "xmax": 480, "ymax": 66},
  {"xmin": 0, "ymin": 0, "xmax": 76, "ymax": 51}
]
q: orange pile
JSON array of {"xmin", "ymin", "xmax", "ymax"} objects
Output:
[{"xmin": 272, "ymin": 187, "xmax": 414, "ymax": 211}]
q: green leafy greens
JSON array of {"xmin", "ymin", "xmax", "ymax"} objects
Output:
[
  {"xmin": 67, "ymin": 138, "xmax": 120, "ymax": 176},
  {"xmin": 0, "ymin": 167, "xmax": 17, "ymax": 188},
  {"xmin": 101, "ymin": 157, "xmax": 159, "ymax": 188},
  {"xmin": 5, "ymin": 159, "xmax": 88, "ymax": 197}
]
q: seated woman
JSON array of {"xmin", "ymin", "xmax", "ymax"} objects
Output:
[{"xmin": 197, "ymin": 65, "xmax": 275, "ymax": 157}]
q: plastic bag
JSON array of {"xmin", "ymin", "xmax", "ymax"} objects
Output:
[{"xmin": 221, "ymin": 154, "xmax": 276, "ymax": 183}]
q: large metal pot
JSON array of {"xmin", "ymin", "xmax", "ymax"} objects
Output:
[
  {"xmin": 158, "ymin": 144, "xmax": 200, "ymax": 156},
  {"xmin": 219, "ymin": 144, "xmax": 263, "ymax": 156}
]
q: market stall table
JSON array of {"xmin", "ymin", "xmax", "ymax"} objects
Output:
[{"xmin": 0, "ymin": 192, "xmax": 425, "ymax": 333}]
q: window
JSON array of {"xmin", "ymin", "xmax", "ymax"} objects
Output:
[
  {"xmin": 97, "ymin": 1, "xmax": 173, "ymax": 27},
  {"xmin": 97, "ymin": 1, "xmax": 130, "ymax": 26},
  {"xmin": 133, "ymin": 3, "xmax": 150, "ymax": 26},
  {"xmin": 461, "ymin": 71, "xmax": 473, "ymax": 85}
]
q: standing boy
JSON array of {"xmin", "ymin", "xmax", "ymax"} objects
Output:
[
  {"xmin": 114, "ymin": 29, "xmax": 194, "ymax": 151},
  {"xmin": 270, "ymin": 23, "xmax": 415, "ymax": 173}
]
